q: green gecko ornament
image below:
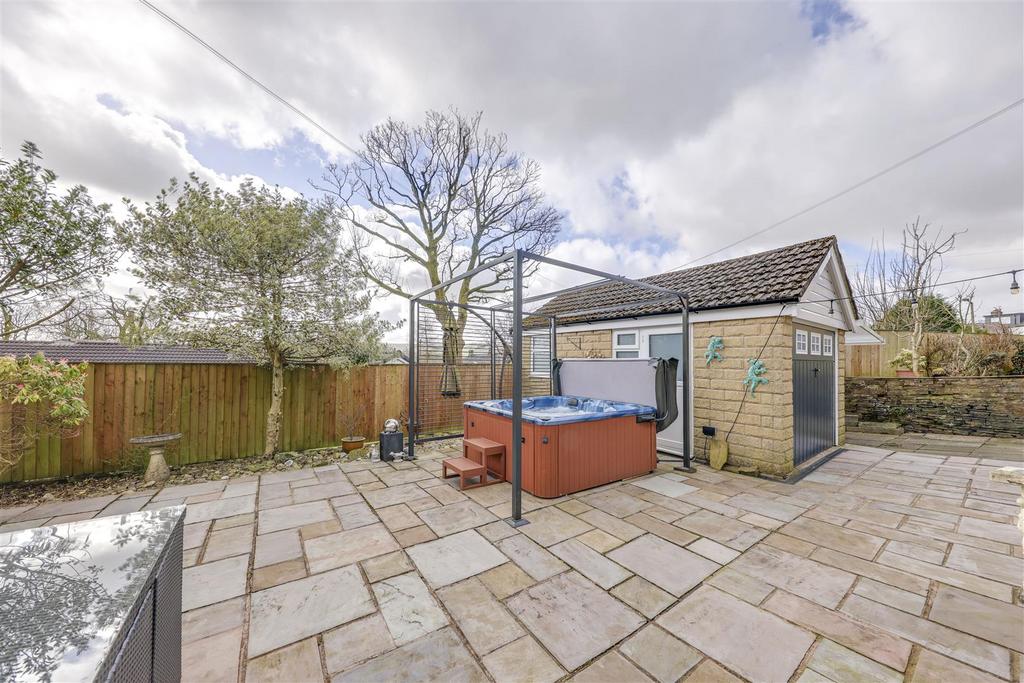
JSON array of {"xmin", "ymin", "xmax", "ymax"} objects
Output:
[
  {"xmin": 704, "ymin": 336, "xmax": 724, "ymax": 366},
  {"xmin": 743, "ymin": 358, "xmax": 769, "ymax": 395}
]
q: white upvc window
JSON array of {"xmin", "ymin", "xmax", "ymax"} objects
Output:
[
  {"xmin": 795, "ymin": 329, "xmax": 808, "ymax": 354},
  {"xmin": 822, "ymin": 334, "xmax": 833, "ymax": 356},
  {"xmin": 527, "ymin": 334, "xmax": 549, "ymax": 377},
  {"xmin": 810, "ymin": 332, "xmax": 822, "ymax": 355},
  {"xmin": 613, "ymin": 330, "xmax": 640, "ymax": 358}
]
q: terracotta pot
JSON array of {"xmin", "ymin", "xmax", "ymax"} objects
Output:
[
  {"xmin": 895, "ymin": 369, "xmax": 917, "ymax": 378},
  {"xmin": 341, "ymin": 436, "xmax": 366, "ymax": 452}
]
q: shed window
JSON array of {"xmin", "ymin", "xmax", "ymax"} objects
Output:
[
  {"xmin": 810, "ymin": 332, "xmax": 822, "ymax": 355},
  {"xmin": 613, "ymin": 330, "xmax": 640, "ymax": 358},
  {"xmin": 822, "ymin": 335, "xmax": 833, "ymax": 356},
  {"xmin": 795, "ymin": 330, "xmax": 808, "ymax": 354}
]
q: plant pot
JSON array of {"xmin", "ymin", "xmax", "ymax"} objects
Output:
[
  {"xmin": 341, "ymin": 436, "xmax": 366, "ymax": 452},
  {"xmin": 895, "ymin": 369, "xmax": 917, "ymax": 378}
]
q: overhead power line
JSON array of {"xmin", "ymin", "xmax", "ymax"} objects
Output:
[
  {"xmin": 138, "ymin": 0, "xmax": 358, "ymax": 156},
  {"xmin": 801, "ymin": 268, "xmax": 1018, "ymax": 307},
  {"xmin": 669, "ymin": 96, "xmax": 1024, "ymax": 272}
]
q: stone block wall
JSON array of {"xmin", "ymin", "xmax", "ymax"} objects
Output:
[
  {"xmin": 556, "ymin": 330, "xmax": 613, "ymax": 358},
  {"xmin": 846, "ymin": 376, "xmax": 1024, "ymax": 438},
  {"xmin": 692, "ymin": 317, "xmax": 795, "ymax": 476}
]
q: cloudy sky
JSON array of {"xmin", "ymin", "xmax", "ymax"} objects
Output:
[{"xmin": 2, "ymin": 0, "xmax": 1022, "ymax": 339}]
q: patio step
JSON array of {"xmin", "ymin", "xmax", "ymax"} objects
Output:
[{"xmin": 855, "ymin": 421, "xmax": 905, "ymax": 435}]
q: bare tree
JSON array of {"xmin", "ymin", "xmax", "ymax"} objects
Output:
[
  {"xmin": 318, "ymin": 110, "xmax": 562, "ymax": 394},
  {"xmin": 855, "ymin": 217, "xmax": 964, "ymax": 373},
  {"xmin": 53, "ymin": 289, "xmax": 167, "ymax": 346}
]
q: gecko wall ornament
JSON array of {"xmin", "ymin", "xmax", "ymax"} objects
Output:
[
  {"xmin": 743, "ymin": 358, "xmax": 769, "ymax": 395},
  {"xmin": 704, "ymin": 336, "xmax": 725, "ymax": 366}
]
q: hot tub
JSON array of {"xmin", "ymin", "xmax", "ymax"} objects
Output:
[{"xmin": 463, "ymin": 396, "xmax": 657, "ymax": 498}]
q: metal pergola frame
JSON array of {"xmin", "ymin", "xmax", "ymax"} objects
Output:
[{"xmin": 408, "ymin": 249, "xmax": 692, "ymax": 526}]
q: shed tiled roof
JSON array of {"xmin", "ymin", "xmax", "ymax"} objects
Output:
[
  {"xmin": 537, "ymin": 236, "xmax": 840, "ymax": 324},
  {"xmin": 0, "ymin": 340, "xmax": 252, "ymax": 364}
]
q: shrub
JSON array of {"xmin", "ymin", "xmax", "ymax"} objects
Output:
[{"xmin": 0, "ymin": 354, "xmax": 88, "ymax": 471}]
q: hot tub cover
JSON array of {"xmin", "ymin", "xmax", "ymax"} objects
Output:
[{"xmin": 464, "ymin": 395, "xmax": 656, "ymax": 425}]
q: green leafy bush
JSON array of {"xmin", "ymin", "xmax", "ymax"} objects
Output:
[{"xmin": 0, "ymin": 354, "xmax": 88, "ymax": 470}]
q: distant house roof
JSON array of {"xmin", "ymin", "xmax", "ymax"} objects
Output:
[
  {"xmin": 0, "ymin": 340, "xmax": 252, "ymax": 364},
  {"xmin": 537, "ymin": 236, "xmax": 856, "ymax": 325},
  {"xmin": 846, "ymin": 321, "xmax": 885, "ymax": 346},
  {"xmin": 383, "ymin": 343, "xmax": 409, "ymax": 365}
]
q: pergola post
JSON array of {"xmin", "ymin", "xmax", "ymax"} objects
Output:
[
  {"xmin": 509, "ymin": 249, "xmax": 527, "ymax": 526},
  {"xmin": 677, "ymin": 300, "xmax": 694, "ymax": 472},
  {"xmin": 407, "ymin": 297, "xmax": 416, "ymax": 460},
  {"xmin": 490, "ymin": 309, "xmax": 497, "ymax": 399}
]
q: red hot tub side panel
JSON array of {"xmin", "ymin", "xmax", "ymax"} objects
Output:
[{"xmin": 463, "ymin": 406, "xmax": 657, "ymax": 498}]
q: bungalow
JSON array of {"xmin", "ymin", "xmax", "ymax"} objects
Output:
[{"xmin": 536, "ymin": 235, "xmax": 868, "ymax": 476}]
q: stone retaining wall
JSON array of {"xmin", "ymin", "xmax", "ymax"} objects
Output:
[{"xmin": 846, "ymin": 376, "xmax": 1024, "ymax": 438}]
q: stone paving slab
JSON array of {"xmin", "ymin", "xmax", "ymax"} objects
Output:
[
  {"xmin": 416, "ymin": 499, "xmax": 498, "ymax": 536},
  {"xmin": 508, "ymin": 571, "xmax": 645, "ymax": 671},
  {"xmin": 304, "ymin": 523, "xmax": 399, "ymax": 573},
  {"xmin": 496, "ymin": 533, "xmax": 569, "ymax": 581},
  {"xmin": 372, "ymin": 572, "xmax": 448, "ymax": 645},
  {"xmin": 437, "ymin": 577, "xmax": 524, "ymax": 656},
  {"xmin": 407, "ymin": 528, "xmax": 508, "ymax": 587},
  {"xmin": 332, "ymin": 627, "xmax": 486, "ymax": 682},
  {"xmin": 658, "ymin": 585, "xmax": 814, "ymax": 682},
  {"xmin": 805, "ymin": 640, "xmax": 901, "ymax": 683},
  {"xmin": 482, "ymin": 635, "xmax": 565, "ymax": 683},
  {"xmin": 728, "ymin": 544, "xmax": 856, "ymax": 608},
  {"xmin": 322, "ymin": 614, "xmax": 394, "ymax": 675},
  {"xmin": 248, "ymin": 564, "xmax": 375, "ymax": 657},
  {"xmin": 608, "ymin": 534, "xmax": 718, "ymax": 597}
]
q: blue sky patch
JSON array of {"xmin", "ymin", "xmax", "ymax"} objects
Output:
[
  {"xmin": 185, "ymin": 130, "xmax": 330, "ymax": 196},
  {"xmin": 801, "ymin": 0, "xmax": 856, "ymax": 40},
  {"xmin": 96, "ymin": 92, "xmax": 128, "ymax": 115}
]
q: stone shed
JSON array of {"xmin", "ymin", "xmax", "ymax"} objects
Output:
[{"xmin": 536, "ymin": 236, "xmax": 869, "ymax": 476}]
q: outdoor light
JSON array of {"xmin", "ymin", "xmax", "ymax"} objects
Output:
[
  {"xmin": 828, "ymin": 300, "xmax": 834, "ymax": 315},
  {"xmin": 910, "ymin": 293, "xmax": 919, "ymax": 310},
  {"xmin": 1012, "ymin": 271, "xmax": 1020, "ymax": 296}
]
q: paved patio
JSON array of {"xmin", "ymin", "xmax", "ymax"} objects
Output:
[{"xmin": 1, "ymin": 438, "xmax": 1022, "ymax": 682}]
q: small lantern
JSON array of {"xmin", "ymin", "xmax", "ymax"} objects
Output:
[{"xmin": 1011, "ymin": 271, "xmax": 1020, "ymax": 296}]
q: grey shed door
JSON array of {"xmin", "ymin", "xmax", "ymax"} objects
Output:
[{"xmin": 793, "ymin": 327, "xmax": 835, "ymax": 465}]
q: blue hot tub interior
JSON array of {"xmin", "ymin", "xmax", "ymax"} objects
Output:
[{"xmin": 464, "ymin": 395, "xmax": 656, "ymax": 425}]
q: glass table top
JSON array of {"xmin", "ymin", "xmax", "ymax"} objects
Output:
[{"xmin": 0, "ymin": 505, "xmax": 185, "ymax": 682}]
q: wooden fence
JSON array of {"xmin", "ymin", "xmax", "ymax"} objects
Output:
[
  {"xmin": 846, "ymin": 331, "xmax": 913, "ymax": 377},
  {"xmin": 2, "ymin": 363, "xmax": 407, "ymax": 484},
  {"xmin": 845, "ymin": 330, "xmax": 1018, "ymax": 377}
]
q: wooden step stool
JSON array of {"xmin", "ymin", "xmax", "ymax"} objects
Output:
[
  {"xmin": 441, "ymin": 457, "xmax": 488, "ymax": 491},
  {"xmin": 463, "ymin": 437, "xmax": 505, "ymax": 483}
]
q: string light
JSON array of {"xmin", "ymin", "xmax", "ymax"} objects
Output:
[{"xmin": 1012, "ymin": 271, "xmax": 1021, "ymax": 296}]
